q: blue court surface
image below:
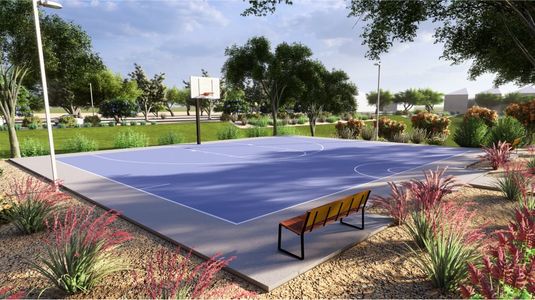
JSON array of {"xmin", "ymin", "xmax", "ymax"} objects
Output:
[{"xmin": 57, "ymin": 136, "xmax": 472, "ymax": 224}]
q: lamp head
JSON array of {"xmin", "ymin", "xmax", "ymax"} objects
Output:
[
  {"xmin": 38, "ymin": 0, "xmax": 63, "ymax": 9},
  {"xmin": 374, "ymin": 62, "xmax": 381, "ymax": 66}
]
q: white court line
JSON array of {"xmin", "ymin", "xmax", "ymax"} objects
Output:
[{"xmin": 87, "ymin": 140, "xmax": 325, "ymax": 166}]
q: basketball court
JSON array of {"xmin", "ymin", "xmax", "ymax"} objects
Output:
[{"xmin": 10, "ymin": 136, "xmax": 484, "ymax": 291}]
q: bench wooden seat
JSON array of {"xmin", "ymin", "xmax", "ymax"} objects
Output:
[{"xmin": 278, "ymin": 190, "xmax": 371, "ymax": 260}]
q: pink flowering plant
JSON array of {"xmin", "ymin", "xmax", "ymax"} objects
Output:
[
  {"xmin": 372, "ymin": 182, "xmax": 411, "ymax": 226},
  {"xmin": 481, "ymin": 141, "xmax": 512, "ymax": 170},
  {"xmin": 406, "ymin": 167, "xmax": 463, "ymax": 211},
  {"xmin": 460, "ymin": 206, "xmax": 534, "ymax": 299},
  {"xmin": 30, "ymin": 207, "xmax": 132, "ymax": 294},
  {"xmin": 5, "ymin": 177, "xmax": 67, "ymax": 234},
  {"xmin": 138, "ymin": 247, "xmax": 254, "ymax": 299}
]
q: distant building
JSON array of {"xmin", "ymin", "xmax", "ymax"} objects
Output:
[
  {"xmin": 478, "ymin": 88, "xmax": 502, "ymax": 96},
  {"xmin": 515, "ymin": 86, "xmax": 535, "ymax": 97},
  {"xmin": 444, "ymin": 88, "xmax": 469, "ymax": 114},
  {"xmin": 382, "ymin": 103, "xmax": 398, "ymax": 113}
]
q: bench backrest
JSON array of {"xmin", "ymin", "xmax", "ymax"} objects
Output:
[{"xmin": 303, "ymin": 190, "xmax": 371, "ymax": 233}]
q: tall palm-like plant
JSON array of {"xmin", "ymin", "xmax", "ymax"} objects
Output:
[{"xmin": 0, "ymin": 64, "xmax": 28, "ymax": 158}]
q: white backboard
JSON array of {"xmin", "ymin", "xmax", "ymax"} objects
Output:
[{"xmin": 190, "ymin": 76, "xmax": 220, "ymax": 99}]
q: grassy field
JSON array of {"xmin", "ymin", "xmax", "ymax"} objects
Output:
[{"xmin": 0, "ymin": 116, "xmax": 464, "ymax": 158}]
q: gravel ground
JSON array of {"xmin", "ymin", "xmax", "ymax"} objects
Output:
[{"xmin": 0, "ymin": 159, "xmax": 518, "ymax": 299}]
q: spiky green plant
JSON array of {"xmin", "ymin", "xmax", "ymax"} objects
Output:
[
  {"xmin": 217, "ymin": 125, "xmax": 240, "ymax": 140},
  {"xmin": 64, "ymin": 134, "xmax": 98, "ymax": 153},
  {"xmin": 31, "ymin": 207, "xmax": 132, "ymax": 294},
  {"xmin": 158, "ymin": 132, "xmax": 184, "ymax": 145},
  {"xmin": 114, "ymin": 129, "xmax": 148, "ymax": 148},
  {"xmin": 496, "ymin": 163, "xmax": 529, "ymax": 202},
  {"xmin": 246, "ymin": 127, "xmax": 269, "ymax": 138}
]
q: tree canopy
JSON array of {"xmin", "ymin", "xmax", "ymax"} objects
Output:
[
  {"xmin": 223, "ymin": 36, "xmax": 312, "ymax": 135},
  {"xmin": 366, "ymin": 89, "xmax": 394, "ymax": 111},
  {"xmin": 419, "ymin": 88, "xmax": 443, "ymax": 112},
  {"xmin": 394, "ymin": 89, "xmax": 423, "ymax": 112},
  {"xmin": 243, "ymin": 0, "xmax": 535, "ymax": 86},
  {"xmin": 129, "ymin": 64, "xmax": 166, "ymax": 121},
  {"xmin": 474, "ymin": 93, "xmax": 503, "ymax": 109}
]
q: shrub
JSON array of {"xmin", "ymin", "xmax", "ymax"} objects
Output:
[
  {"xmin": 481, "ymin": 141, "xmax": 512, "ymax": 170},
  {"xmin": 411, "ymin": 112, "xmax": 450, "ymax": 136},
  {"xmin": 376, "ymin": 117, "xmax": 406, "ymax": 140},
  {"xmin": 99, "ymin": 98, "xmax": 138, "ymax": 123},
  {"xmin": 250, "ymin": 116, "xmax": 269, "ymax": 127},
  {"xmin": 240, "ymin": 117, "xmax": 248, "ymax": 126},
  {"xmin": 219, "ymin": 113, "xmax": 231, "ymax": 122},
  {"xmin": 389, "ymin": 132, "xmax": 410, "ymax": 143},
  {"xmin": 505, "ymin": 99, "xmax": 535, "ymax": 134},
  {"xmin": 217, "ymin": 125, "xmax": 240, "ymax": 140},
  {"xmin": 74, "ymin": 124, "xmax": 82, "ymax": 128},
  {"xmin": 426, "ymin": 133, "xmax": 448, "ymax": 145},
  {"xmin": 139, "ymin": 248, "xmax": 246, "ymax": 299},
  {"xmin": 5, "ymin": 177, "xmax": 66, "ymax": 234},
  {"xmin": 246, "ymin": 127, "xmax": 269, "ymax": 138},
  {"xmin": 410, "ymin": 202, "xmax": 484, "ymax": 293},
  {"xmin": 407, "ymin": 167, "xmax": 462, "ymax": 211},
  {"xmin": 317, "ymin": 115, "xmax": 326, "ymax": 123},
  {"xmin": 31, "ymin": 207, "xmax": 132, "ymax": 294},
  {"xmin": 108, "ymin": 121, "xmax": 116, "ymax": 127},
  {"xmin": 139, "ymin": 121, "xmax": 146, "ymax": 126},
  {"xmin": 130, "ymin": 121, "xmax": 138, "ymax": 126},
  {"xmin": 20, "ymin": 138, "xmax": 49, "ymax": 157},
  {"xmin": 453, "ymin": 117, "xmax": 489, "ymax": 147},
  {"xmin": 326, "ymin": 115, "xmax": 339, "ymax": 123},
  {"xmin": 64, "ymin": 134, "xmax": 98, "ymax": 153},
  {"xmin": 410, "ymin": 128, "xmax": 428, "ymax": 144},
  {"xmin": 496, "ymin": 163, "xmax": 530, "ymax": 202},
  {"xmin": 158, "ymin": 132, "xmax": 184, "ymax": 145},
  {"xmin": 82, "ymin": 123, "xmax": 92, "ymax": 128},
  {"xmin": 487, "ymin": 116, "xmax": 525, "ymax": 146},
  {"xmin": 464, "ymin": 106, "xmax": 498, "ymax": 127},
  {"xmin": 114, "ymin": 130, "xmax": 148, "ymax": 148},
  {"xmin": 371, "ymin": 182, "xmax": 410, "ymax": 226},
  {"xmin": 22, "ymin": 116, "xmax": 42, "ymax": 128},
  {"xmin": 57, "ymin": 123, "xmax": 66, "ymax": 129},
  {"xmin": 27, "ymin": 123, "xmax": 38, "ymax": 130},
  {"xmin": 281, "ymin": 117, "xmax": 290, "ymax": 125},
  {"xmin": 460, "ymin": 207, "xmax": 534, "ymax": 299},
  {"xmin": 276, "ymin": 126, "xmax": 296, "ymax": 136},
  {"xmin": 361, "ymin": 126, "xmax": 374, "ymax": 140},
  {"xmin": 151, "ymin": 121, "xmax": 157, "ymax": 125},
  {"xmin": 335, "ymin": 119, "xmax": 365, "ymax": 139},
  {"xmin": 83, "ymin": 115, "xmax": 101, "ymax": 127},
  {"xmin": 58, "ymin": 115, "xmax": 76, "ymax": 127},
  {"xmin": 14, "ymin": 124, "xmax": 21, "ymax": 130},
  {"xmin": 297, "ymin": 115, "xmax": 308, "ymax": 124},
  {"xmin": 0, "ymin": 125, "xmax": 6, "ymax": 131}
]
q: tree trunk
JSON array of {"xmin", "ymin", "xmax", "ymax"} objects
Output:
[
  {"xmin": 186, "ymin": 103, "xmax": 190, "ymax": 116},
  {"xmin": 166, "ymin": 105, "xmax": 175, "ymax": 117},
  {"xmin": 8, "ymin": 122, "xmax": 20, "ymax": 158},
  {"xmin": 309, "ymin": 117, "xmax": 316, "ymax": 137},
  {"xmin": 271, "ymin": 108, "xmax": 278, "ymax": 136}
]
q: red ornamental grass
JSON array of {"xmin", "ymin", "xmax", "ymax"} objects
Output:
[
  {"xmin": 0, "ymin": 287, "xmax": 25, "ymax": 300},
  {"xmin": 481, "ymin": 141, "xmax": 512, "ymax": 170},
  {"xmin": 406, "ymin": 167, "xmax": 463, "ymax": 211},
  {"xmin": 372, "ymin": 182, "xmax": 411, "ymax": 226},
  {"xmin": 141, "ymin": 247, "xmax": 247, "ymax": 299},
  {"xmin": 460, "ymin": 207, "xmax": 535, "ymax": 298},
  {"xmin": 9, "ymin": 176, "xmax": 67, "ymax": 207},
  {"xmin": 32, "ymin": 207, "xmax": 132, "ymax": 294}
]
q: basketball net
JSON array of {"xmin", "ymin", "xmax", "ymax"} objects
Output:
[{"xmin": 197, "ymin": 92, "xmax": 214, "ymax": 99}]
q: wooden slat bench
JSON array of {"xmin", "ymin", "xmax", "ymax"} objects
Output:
[{"xmin": 277, "ymin": 190, "xmax": 371, "ymax": 260}]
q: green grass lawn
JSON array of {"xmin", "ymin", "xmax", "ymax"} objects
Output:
[
  {"xmin": 0, "ymin": 116, "xmax": 464, "ymax": 158},
  {"xmin": 34, "ymin": 106, "xmax": 189, "ymax": 114}
]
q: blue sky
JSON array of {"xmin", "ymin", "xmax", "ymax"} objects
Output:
[{"xmin": 55, "ymin": 0, "xmax": 522, "ymax": 111}]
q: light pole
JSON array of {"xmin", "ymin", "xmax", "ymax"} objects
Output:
[
  {"xmin": 32, "ymin": 0, "xmax": 63, "ymax": 182},
  {"xmin": 89, "ymin": 83, "xmax": 95, "ymax": 116},
  {"xmin": 374, "ymin": 62, "xmax": 381, "ymax": 140}
]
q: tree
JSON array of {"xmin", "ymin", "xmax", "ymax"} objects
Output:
[
  {"xmin": 503, "ymin": 92, "xmax": 532, "ymax": 104},
  {"xmin": 17, "ymin": 86, "xmax": 44, "ymax": 116},
  {"xmin": 418, "ymin": 88, "xmax": 443, "ymax": 112},
  {"xmin": 129, "ymin": 64, "xmax": 166, "ymax": 121},
  {"xmin": 394, "ymin": 89, "xmax": 423, "ymax": 113},
  {"xmin": 99, "ymin": 98, "xmax": 138, "ymax": 123},
  {"xmin": 1, "ymin": 1, "xmax": 104, "ymax": 115},
  {"xmin": 223, "ymin": 36, "xmax": 312, "ymax": 135},
  {"xmin": 244, "ymin": 1, "xmax": 535, "ymax": 86},
  {"xmin": 475, "ymin": 93, "xmax": 503, "ymax": 109},
  {"xmin": 164, "ymin": 87, "xmax": 189, "ymax": 116},
  {"xmin": 218, "ymin": 87, "xmax": 248, "ymax": 115},
  {"xmin": 0, "ymin": 64, "xmax": 28, "ymax": 158},
  {"xmin": 366, "ymin": 89, "xmax": 394, "ymax": 112}
]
